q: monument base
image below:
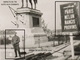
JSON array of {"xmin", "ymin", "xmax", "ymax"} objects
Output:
[
  {"xmin": 16, "ymin": 8, "xmax": 48, "ymax": 47},
  {"xmin": 25, "ymin": 28, "xmax": 48, "ymax": 47}
]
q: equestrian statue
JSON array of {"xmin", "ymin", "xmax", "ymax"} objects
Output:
[{"xmin": 21, "ymin": 0, "xmax": 38, "ymax": 9}]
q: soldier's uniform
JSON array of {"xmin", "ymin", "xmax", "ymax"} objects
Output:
[{"xmin": 12, "ymin": 35, "xmax": 21, "ymax": 57}]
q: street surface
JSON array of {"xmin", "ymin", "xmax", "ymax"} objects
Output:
[{"xmin": 0, "ymin": 40, "xmax": 80, "ymax": 60}]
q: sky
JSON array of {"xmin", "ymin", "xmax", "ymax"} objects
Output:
[
  {"xmin": 0, "ymin": 0, "xmax": 79, "ymax": 31},
  {"xmin": 0, "ymin": 0, "xmax": 54, "ymax": 30}
]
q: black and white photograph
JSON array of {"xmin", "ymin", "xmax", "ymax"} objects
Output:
[
  {"xmin": 55, "ymin": 1, "xmax": 80, "ymax": 60},
  {"xmin": 5, "ymin": 29, "xmax": 25, "ymax": 59},
  {"xmin": 0, "ymin": 0, "xmax": 80, "ymax": 60}
]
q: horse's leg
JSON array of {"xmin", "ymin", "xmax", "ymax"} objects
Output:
[
  {"xmin": 29, "ymin": 0, "xmax": 33, "ymax": 9},
  {"xmin": 33, "ymin": 0, "xmax": 37, "ymax": 9},
  {"xmin": 34, "ymin": 4, "xmax": 36, "ymax": 9},
  {"xmin": 21, "ymin": 0, "xmax": 24, "ymax": 8},
  {"xmin": 31, "ymin": 3, "xmax": 33, "ymax": 9},
  {"xmin": 26, "ymin": 0, "xmax": 28, "ymax": 7}
]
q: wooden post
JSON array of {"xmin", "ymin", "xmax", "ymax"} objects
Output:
[{"xmin": 70, "ymin": 33, "xmax": 74, "ymax": 59}]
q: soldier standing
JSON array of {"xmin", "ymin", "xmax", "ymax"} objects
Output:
[{"xmin": 12, "ymin": 32, "xmax": 21, "ymax": 57}]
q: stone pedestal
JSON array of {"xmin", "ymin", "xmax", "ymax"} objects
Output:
[{"xmin": 16, "ymin": 7, "xmax": 48, "ymax": 47}]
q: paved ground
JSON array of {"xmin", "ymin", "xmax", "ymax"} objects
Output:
[
  {"xmin": 0, "ymin": 40, "xmax": 80, "ymax": 60},
  {"xmin": 52, "ymin": 40, "xmax": 80, "ymax": 60}
]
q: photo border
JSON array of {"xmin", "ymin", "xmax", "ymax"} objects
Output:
[{"xmin": 5, "ymin": 29, "xmax": 25, "ymax": 59}]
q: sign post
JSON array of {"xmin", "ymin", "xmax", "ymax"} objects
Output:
[
  {"xmin": 70, "ymin": 33, "xmax": 74, "ymax": 59},
  {"xmin": 60, "ymin": 2, "xmax": 79, "ymax": 59}
]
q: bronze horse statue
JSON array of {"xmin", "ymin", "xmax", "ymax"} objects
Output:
[
  {"xmin": 29, "ymin": 0, "xmax": 37, "ymax": 9},
  {"xmin": 22, "ymin": 0, "xmax": 37, "ymax": 9}
]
